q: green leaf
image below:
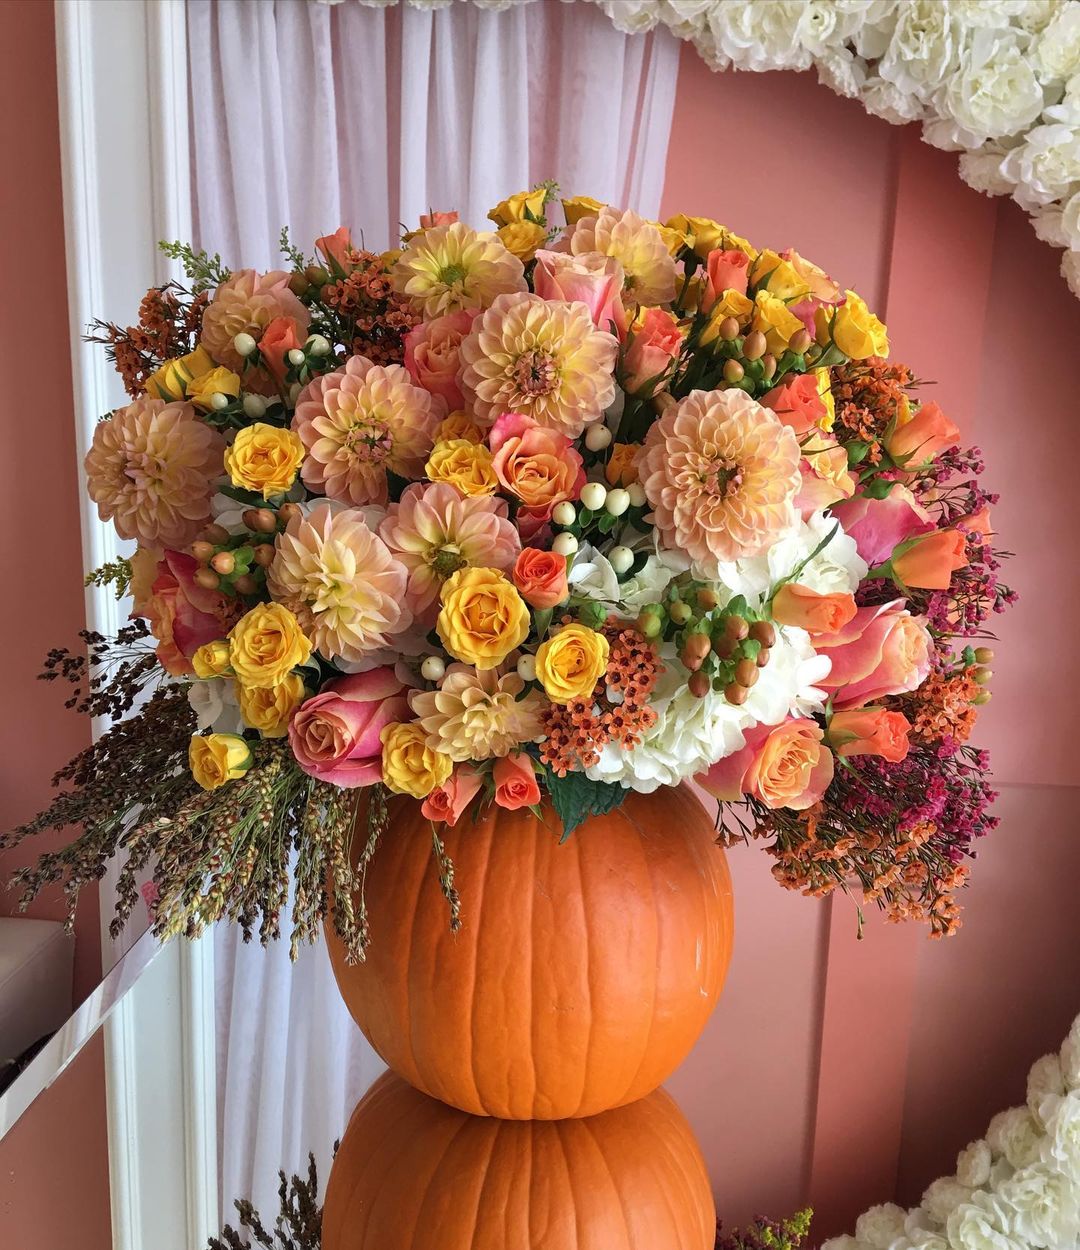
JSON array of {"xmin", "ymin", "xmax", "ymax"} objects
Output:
[
  {"xmin": 545, "ymin": 771, "xmax": 628, "ymax": 842},
  {"xmin": 217, "ymin": 483, "xmax": 267, "ymax": 507}
]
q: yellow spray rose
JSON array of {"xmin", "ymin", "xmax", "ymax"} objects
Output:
[
  {"xmin": 817, "ymin": 291, "xmax": 890, "ymax": 360},
  {"xmin": 497, "ymin": 221, "xmax": 548, "ymax": 262},
  {"xmin": 189, "ymin": 733, "xmax": 252, "ymax": 791},
  {"xmin": 749, "ymin": 249, "xmax": 811, "ymax": 303},
  {"xmin": 436, "ymin": 567, "xmax": 530, "ymax": 670},
  {"xmin": 229, "ymin": 603, "xmax": 312, "ymax": 689},
  {"xmin": 145, "ymin": 345, "xmax": 216, "ymax": 402},
  {"xmin": 666, "ymin": 215, "xmax": 757, "ymax": 262},
  {"xmin": 654, "ymin": 223, "xmax": 691, "ymax": 256},
  {"xmin": 435, "ymin": 412, "xmax": 485, "ymax": 444},
  {"xmin": 562, "ymin": 195, "xmax": 606, "ymax": 225},
  {"xmin": 191, "ymin": 639, "xmax": 232, "ymax": 679},
  {"xmin": 236, "ymin": 672, "xmax": 306, "ymax": 738},
  {"xmin": 814, "ymin": 367, "xmax": 836, "ymax": 432},
  {"xmin": 751, "ymin": 290, "xmax": 805, "ymax": 355},
  {"xmin": 488, "ymin": 188, "xmax": 547, "ymax": 228},
  {"xmin": 535, "ymin": 623, "xmax": 610, "ymax": 705},
  {"xmin": 186, "ymin": 366, "xmax": 241, "ymax": 412},
  {"xmin": 380, "ymin": 722, "xmax": 453, "ymax": 799},
  {"xmin": 699, "ymin": 290, "xmax": 754, "ymax": 345},
  {"xmin": 605, "ymin": 442, "xmax": 641, "ymax": 487},
  {"xmin": 426, "ymin": 439, "xmax": 499, "ymax": 497},
  {"xmin": 224, "ymin": 422, "xmax": 306, "ymax": 498}
]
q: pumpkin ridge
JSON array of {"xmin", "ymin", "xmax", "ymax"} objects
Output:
[
  {"xmin": 618, "ymin": 799, "xmax": 663, "ymax": 1110},
  {"xmin": 577, "ymin": 1113, "xmax": 635, "ymax": 1249},
  {"xmin": 638, "ymin": 1091, "xmax": 714, "ymax": 1245},
  {"xmin": 524, "ymin": 807, "xmax": 539, "ymax": 1118},
  {"xmin": 403, "ymin": 814, "xmax": 436, "ymax": 1100},
  {"xmin": 467, "ymin": 818, "xmax": 497, "ymax": 1114}
]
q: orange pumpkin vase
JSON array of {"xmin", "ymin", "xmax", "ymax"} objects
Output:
[
  {"xmin": 326, "ymin": 783, "xmax": 734, "ymax": 1120},
  {"xmin": 322, "ymin": 1071, "xmax": 717, "ymax": 1250}
]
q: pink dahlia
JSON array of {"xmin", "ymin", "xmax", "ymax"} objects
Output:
[
  {"xmin": 559, "ymin": 206, "xmax": 677, "ymax": 306},
  {"xmin": 459, "ymin": 293, "xmax": 617, "ymax": 436},
  {"xmin": 379, "ymin": 482, "xmax": 520, "ymax": 624},
  {"xmin": 200, "ymin": 269, "xmax": 310, "ymax": 395},
  {"xmin": 85, "ymin": 397, "xmax": 224, "ymax": 549},
  {"xmin": 292, "ymin": 354, "xmax": 445, "ymax": 506},
  {"xmin": 639, "ymin": 388, "xmax": 801, "ymax": 572}
]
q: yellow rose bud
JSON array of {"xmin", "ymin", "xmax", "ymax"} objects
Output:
[
  {"xmin": 189, "ymin": 732, "xmax": 252, "ymax": 791},
  {"xmin": 187, "ymin": 366, "xmax": 242, "ymax": 412},
  {"xmin": 535, "ymin": 623, "xmax": 610, "ymax": 705},
  {"xmin": 749, "ymin": 249, "xmax": 811, "ymax": 303},
  {"xmin": 229, "ymin": 602, "xmax": 312, "ymax": 689},
  {"xmin": 666, "ymin": 215, "xmax": 757, "ymax": 263},
  {"xmin": 436, "ymin": 567, "xmax": 530, "ymax": 671},
  {"xmin": 497, "ymin": 220, "xmax": 548, "ymax": 262},
  {"xmin": 605, "ymin": 442, "xmax": 641, "ymax": 487},
  {"xmin": 145, "ymin": 345, "xmax": 217, "ymax": 402},
  {"xmin": 426, "ymin": 439, "xmax": 499, "ymax": 497},
  {"xmin": 654, "ymin": 224, "xmax": 690, "ymax": 256},
  {"xmin": 380, "ymin": 721, "xmax": 453, "ymax": 799},
  {"xmin": 750, "ymin": 290, "xmax": 805, "ymax": 356},
  {"xmin": 488, "ymin": 188, "xmax": 548, "ymax": 228},
  {"xmin": 561, "ymin": 195, "xmax": 606, "ymax": 225},
  {"xmin": 224, "ymin": 422, "xmax": 306, "ymax": 499},
  {"xmin": 236, "ymin": 672, "xmax": 305, "ymax": 738},
  {"xmin": 814, "ymin": 367, "xmax": 836, "ymax": 432},
  {"xmin": 817, "ymin": 290, "xmax": 889, "ymax": 360},
  {"xmin": 699, "ymin": 290, "xmax": 754, "ymax": 345},
  {"xmin": 435, "ymin": 411, "xmax": 485, "ymax": 444},
  {"xmin": 191, "ymin": 639, "xmax": 232, "ymax": 679}
]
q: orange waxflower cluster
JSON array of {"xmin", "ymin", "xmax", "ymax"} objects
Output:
[
  {"xmin": 540, "ymin": 624, "xmax": 660, "ymax": 777},
  {"xmin": 831, "ymin": 358, "xmax": 914, "ymax": 465},
  {"xmin": 902, "ymin": 666, "xmax": 980, "ymax": 744},
  {"xmin": 99, "ymin": 286, "xmax": 209, "ymax": 397},
  {"xmin": 321, "ymin": 249, "xmax": 418, "ymax": 366}
]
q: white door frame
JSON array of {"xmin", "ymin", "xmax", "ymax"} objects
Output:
[{"xmin": 53, "ymin": 1, "xmax": 218, "ymax": 1245}]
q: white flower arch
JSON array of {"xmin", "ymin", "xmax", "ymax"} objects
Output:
[{"xmin": 321, "ymin": 0, "xmax": 1080, "ymax": 298}]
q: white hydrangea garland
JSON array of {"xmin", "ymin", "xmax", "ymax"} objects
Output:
[
  {"xmin": 322, "ymin": 0, "xmax": 1080, "ymax": 299},
  {"xmin": 824, "ymin": 1012, "xmax": 1080, "ymax": 1250}
]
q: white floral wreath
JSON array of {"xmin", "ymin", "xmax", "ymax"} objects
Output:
[
  {"xmin": 322, "ymin": 0, "xmax": 1080, "ymax": 299},
  {"xmin": 824, "ymin": 1012, "xmax": 1080, "ymax": 1250}
]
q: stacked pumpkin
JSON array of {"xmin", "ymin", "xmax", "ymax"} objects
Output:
[{"xmin": 323, "ymin": 784, "xmax": 734, "ymax": 1249}]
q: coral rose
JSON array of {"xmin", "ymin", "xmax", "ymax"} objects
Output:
[
  {"xmin": 827, "ymin": 707, "xmax": 911, "ymax": 763},
  {"xmin": 436, "ymin": 567, "xmax": 530, "ymax": 670},
  {"xmin": 380, "ymin": 721, "xmax": 453, "ymax": 799},
  {"xmin": 620, "ymin": 306, "xmax": 683, "ymax": 395},
  {"xmin": 493, "ymin": 753, "xmax": 541, "ymax": 811},
  {"xmin": 535, "ymin": 623, "xmax": 610, "ymax": 704},
  {"xmin": 814, "ymin": 600, "xmax": 932, "ymax": 709},
  {"xmin": 512, "ymin": 548, "xmax": 568, "ymax": 609},
  {"xmin": 403, "ymin": 309, "xmax": 478, "ymax": 409},
  {"xmin": 200, "ymin": 269, "xmax": 311, "ymax": 394},
  {"xmin": 258, "ymin": 316, "xmax": 304, "ymax": 385},
  {"xmin": 422, "ymin": 765, "xmax": 484, "ymax": 826},
  {"xmin": 701, "ymin": 248, "xmax": 751, "ymax": 313},
  {"xmin": 892, "ymin": 529, "xmax": 968, "ymax": 589},
  {"xmin": 315, "ymin": 227, "xmax": 353, "ymax": 274},
  {"xmin": 489, "ymin": 412, "xmax": 585, "ymax": 523},
  {"xmin": 224, "ymin": 422, "xmax": 305, "ymax": 498},
  {"xmin": 229, "ymin": 602, "xmax": 312, "ymax": 689},
  {"xmin": 189, "ymin": 733, "xmax": 252, "ymax": 791},
  {"xmin": 886, "ymin": 400, "xmax": 960, "ymax": 464},
  {"xmin": 830, "ymin": 486, "xmax": 935, "ymax": 566},
  {"xmin": 531, "ymin": 249, "xmax": 625, "ymax": 331},
  {"xmin": 289, "ymin": 668, "xmax": 410, "ymax": 787},
  {"xmin": 699, "ymin": 719, "xmax": 833, "ymax": 811},
  {"xmin": 760, "ymin": 373, "xmax": 829, "ymax": 436},
  {"xmin": 772, "ymin": 584, "xmax": 857, "ymax": 635},
  {"xmin": 419, "ymin": 210, "xmax": 459, "ymax": 229}
]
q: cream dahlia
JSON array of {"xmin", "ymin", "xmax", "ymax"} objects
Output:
[
  {"xmin": 200, "ymin": 269, "xmax": 311, "ymax": 394},
  {"xmin": 267, "ymin": 504, "xmax": 413, "ymax": 666},
  {"xmin": 390, "ymin": 222, "xmax": 527, "ymax": 318},
  {"xmin": 560, "ymin": 207, "xmax": 678, "ymax": 306},
  {"xmin": 639, "ymin": 388, "xmax": 801, "ymax": 572},
  {"xmin": 85, "ymin": 397, "xmax": 224, "ymax": 548},
  {"xmin": 292, "ymin": 355, "xmax": 444, "ymax": 506},
  {"xmin": 410, "ymin": 665, "xmax": 545, "ymax": 761},
  {"xmin": 379, "ymin": 482, "xmax": 520, "ymax": 623},
  {"xmin": 459, "ymin": 293, "xmax": 617, "ymax": 435}
]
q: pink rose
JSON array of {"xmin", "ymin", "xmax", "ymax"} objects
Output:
[
  {"xmin": 258, "ymin": 315, "xmax": 305, "ymax": 384},
  {"xmin": 620, "ymin": 307, "xmax": 684, "ymax": 395},
  {"xmin": 138, "ymin": 549, "xmax": 238, "ymax": 676},
  {"xmin": 403, "ymin": 310, "xmax": 477, "ymax": 408},
  {"xmin": 796, "ymin": 437, "xmax": 856, "ymax": 518},
  {"xmin": 700, "ymin": 248, "xmax": 750, "ymax": 313},
  {"xmin": 419, "ymin": 210, "xmax": 459, "ymax": 229},
  {"xmin": 699, "ymin": 718, "xmax": 834, "ymax": 811},
  {"xmin": 814, "ymin": 600, "xmax": 932, "ymax": 709},
  {"xmin": 493, "ymin": 753, "xmax": 541, "ymax": 811},
  {"xmin": 831, "ymin": 484, "xmax": 935, "ymax": 566},
  {"xmin": 532, "ymin": 249, "xmax": 625, "ymax": 332},
  {"xmin": 315, "ymin": 227, "xmax": 353, "ymax": 276},
  {"xmin": 288, "ymin": 669, "xmax": 410, "ymax": 788},
  {"xmin": 886, "ymin": 401, "xmax": 960, "ymax": 464},
  {"xmin": 760, "ymin": 373, "xmax": 827, "ymax": 436},
  {"xmin": 488, "ymin": 411, "xmax": 585, "ymax": 521},
  {"xmin": 422, "ymin": 765, "xmax": 483, "ymax": 825}
]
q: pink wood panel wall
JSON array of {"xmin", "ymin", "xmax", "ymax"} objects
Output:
[{"xmin": 662, "ymin": 47, "xmax": 1080, "ymax": 1238}]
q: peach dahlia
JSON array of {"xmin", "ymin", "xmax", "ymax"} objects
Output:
[{"xmin": 390, "ymin": 222, "xmax": 527, "ymax": 318}]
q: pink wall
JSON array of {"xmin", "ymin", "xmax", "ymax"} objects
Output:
[{"xmin": 662, "ymin": 47, "xmax": 1080, "ymax": 1237}]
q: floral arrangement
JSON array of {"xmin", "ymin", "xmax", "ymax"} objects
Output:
[
  {"xmin": 2, "ymin": 184, "xmax": 1011, "ymax": 958},
  {"xmin": 825, "ymin": 1012, "xmax": 1080, "ymax": 1250},
  {"xmin": 717, "ymin": 1208, "xmax": 813, "ymax": 1250}
]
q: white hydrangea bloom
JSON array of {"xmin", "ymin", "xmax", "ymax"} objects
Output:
[
  {"xmin": 856, "ymin": 1203, "xmax": 908, "ymax": 1250},
  {"xmin": 1034, "ymin": 4, "xmax": 1080, "ymax": 81},
  {"xmin": 1040, "ymin": 1089, "xmax": 1080, "ymax": 1173},
  {"xmin": 956, "ymin": 1139, "xmax": 993, "ymax": 1188},
  {"xmin": 1027, "ymin": 1053, "xmax": 1066, "ymax": 1127},
  {"xmin": 1004, "ymin": 124, "xmax": 1080, "ymax": 210},
  {"xmin": 1016, "ymin": 0, "xmax": 1068, "ymax": 34},
  {"xmin": 986, "ymin": 1108, "xmax": 1044, "ymax": 1170},
  {"xmin": 567, "ymin": 542, "xmax": 686, "ymax": 614},
  {"xmin": 923, "ymin": 1178, "xmax": 976, "ymax": 1226},
  {"xmin": 798, "ymin": 0, "xmax": 874, "ymax": 56}
]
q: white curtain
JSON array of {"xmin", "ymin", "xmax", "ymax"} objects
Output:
[{"xmin": 186, "ymin": 0, "xmax": 680, "ymax": 1221}]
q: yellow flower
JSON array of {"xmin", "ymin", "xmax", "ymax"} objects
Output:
[
  {"xmin": 380, "ymin": 722, "xmax": 453, "ymax": 798},
  {"xmin": 817, "ymin": 291, "xmax": 889, "ymax": 359},
  {"xmin": 224, "ymin": 422, "xmax": 306, "ymax": 498},
  {"xmin": 426, "ymin": 439, "xmax": 499, "ymax": 496},
  {"xmin": 229, "ymin": 603, "xmax": 312, "ymax": 688},
  {"xmin": 435, "ymin": 411, "xmax": 485, "ymax": 444},
  {"xmin": 189, "ymin": 733, "xmax": 252, "ymax": 791},
  {"xmin": 665, "ymin": 215, "xmax": 757, "ymax": 262},
  {"xmin": 489, "ymin": 188, "xmax": 548, "ymax": 228},
  {"xmin": 436, "ymin": 566, "xmax": 530, "ymax": 670},
  {"xmin": 605, "ymin": 442, "xmax": 641, "ymax": 486},
  {"xmin": 236, "ymin": 672, "xmax": 306, "ymax": 738},
  {"xmin": 191, "ymin": 639, "xmax": 232, "ymax": 679},
  {"xmin": 535, "ymin": 623, "xmax": 610, "ymax": 705},
  {"xmin": 699, "ymin": 290, "xmax": 754, "ymax": 345},
  {"xmin": 654, "ymin": 223, "xmax": 690, "ymax": 256},
  {"xmin": 749, "ymin": 249, "xmax": 811, "ymax": 303},
  {"xmin": 815, "ymin": 367, "xmax": 836, "ymax": 432},
  {"xmin": 391, "ymin": 222, "xmax": 526, "ymax": 317},
  {"xmin": 751, "ymin": 290, "xmax": 805, "ymax": 355},
  {"xmin": 561, "ymin": 195, "xmax": 606, "ymax": 225},
  {"xmin": 497, "ymin": 221, "xmax": 548, "ymax": 262},
  {"xmin": 186, "ymin": 366, "xmax": 242, "ymax": 412},
  {"xmin": 145, "ymin": 345, "xmax": 216, "ymax": 401},
  {"xmin": 379, "ymin": 248, "xmax": 403, "ymax": 269}
]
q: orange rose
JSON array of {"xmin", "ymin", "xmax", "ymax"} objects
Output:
[
  {"xmin": 488, "ymin": 412, "xmax": 585, "ymax": 519},
  {"xmin": 315, "ymin": 227, "xmax": 353, "ymax": 275},
  {"xmin": 760, "ymin": 373, "xmax": 828, "ymax": 437},
  {"xmin": 421, "ymin": 764, "xmax": 483, "ymax": 826},
  {"xmin": 492, "ymin": 753, "xmax": 541, "ymax": 811},
  {"xmin": 258, "ymin": 316, "xmax": 304, "ymax": 384},
  {"xmin": 887, "ymin": 401, "xmax": 960, "ymax": 464},
  {"xmin": 512, "ymin": 548, "xmax": 569, "ymax": 610},
  {"xmin": 827, "ymin": 707, "xmax": 911, "ymax": 762},
  {"xmin": 699, "ymin": 718, "xmax": 834, "ymax": 811},
  {"xmin": 605, "ymin": 441, "xmax": 641, "ymax": 486},
  {"xmin": 772, "ymin": 584, "xmax": 857, "ymax": 635},
  {"xmin": 892, "ymin": 529, "xmax": 968, "ymax": 589}
]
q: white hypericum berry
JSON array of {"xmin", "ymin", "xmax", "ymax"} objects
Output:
[
  {"xmin": 287, "ymin": 348, "xmax": 305, "ymax": 367},
  {"xmin": 552, "ymin": 532, "xmax": 579, "ymax": 557},
  {"xmin": 579, "ymin": 481, "xmax": 608, "ymax": 511},
  {"xmin": 516, "ymin": 654, "xmax": 537, "ymax": 682},
  {"xmin": 608, "ymin": 545, "xmax": 634, "ymax": 574},
  {"xmin": 552, "ymin": 501, "xmax": 576, "ymax": 527},
  {"xmin": 627, "ymin": 482, "xmax": 647, "ymax": 508},
  {"xmin": 420, "ymin": 655, "xmax": 446, "ymax": 682},
  {"xmin": 585, "ymin": 424, "xmax": 612, "ymax": 451},
  {"xmin": 605, "ymin": 488, "xmax": 630, "ymax": 516},
  {"xmin": 233, "ymin": 332, "xmax": 257, "ymax": 357},
  {"xmin": 306, "ymin": 334, "xmax": 331, "ymax": 357},
  {"xmin": 210, "ymin": 392, "xmax": 230, "ymax": 411},
  {"xmin": 242, "ymin": 394, "xmax": 268, "ymax": 418}
]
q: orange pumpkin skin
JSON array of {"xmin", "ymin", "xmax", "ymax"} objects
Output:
[
  {"xmin": 326, "ymin": 783, "xmax": 734, "ymax": 1119},
  {"xmin": 322, "ymin": 1072, "xmax": 717, "ymax": 1250}
]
